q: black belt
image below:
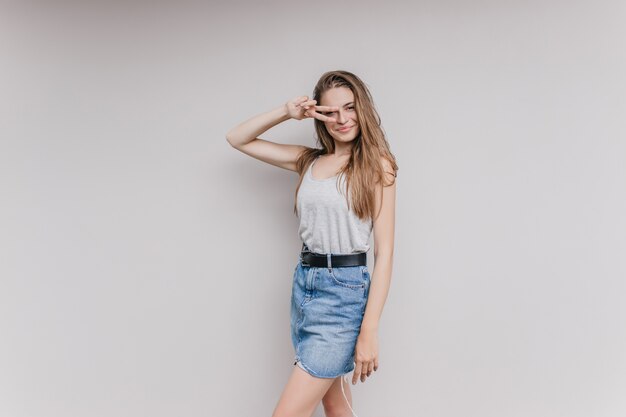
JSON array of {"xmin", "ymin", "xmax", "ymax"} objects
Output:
[{"xmin": 300, "ymin": 243, "xmax": 367, "ymax": 268}]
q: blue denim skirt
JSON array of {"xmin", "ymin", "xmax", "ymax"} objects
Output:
[{"xmin": 290, "ymin": 255, "xmax": 371, "ymax": 378}]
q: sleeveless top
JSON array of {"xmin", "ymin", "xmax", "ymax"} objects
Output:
[{"xmin": 296, "ymin": 155, "xmax": 373, "ymax": 255}]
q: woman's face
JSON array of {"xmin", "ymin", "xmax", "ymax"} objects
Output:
[{"xmin": 320, "ymin": 87, "xmax": 360, "ymax": 144}]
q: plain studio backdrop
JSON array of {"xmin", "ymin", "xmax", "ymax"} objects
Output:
[{"xmin": 1, "ymin": 1, "xmax": 625, "ymax": 416}]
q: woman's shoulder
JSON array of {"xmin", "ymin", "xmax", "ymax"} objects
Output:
[{"xmin": 379, "ymin": 156, "xmax": 397, "ymax": 186}]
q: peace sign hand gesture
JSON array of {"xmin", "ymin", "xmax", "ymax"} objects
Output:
[{"xmin": 285, "ymin": 96, "xmax": 338, "ymax": 123}]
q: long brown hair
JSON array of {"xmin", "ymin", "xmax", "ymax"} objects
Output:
[{"xmin": 293, "ymin": 70, "xmax": 398, "ymax": 222}]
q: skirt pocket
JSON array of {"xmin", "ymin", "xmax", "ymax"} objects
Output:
[{"xmin": 328, "ymin": 266, "xmax": 367, "ymax": 290}]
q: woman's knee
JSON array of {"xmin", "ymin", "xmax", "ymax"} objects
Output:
[
  {"xmin": 321, "ymin": 378, "xmax": 352, "ymax": 417},
  {"xmin": 322, "ymin": 399, "xmax": 351, "ymax": 417}
]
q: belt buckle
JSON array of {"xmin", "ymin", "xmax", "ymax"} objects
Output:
[{"xmin": 300, "ymin": 248, "xmax": 312, "ymax": 267}]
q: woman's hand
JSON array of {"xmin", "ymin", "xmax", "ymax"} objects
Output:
[
  {"xmin": 285, "ymin": 96, "xmax": 338, "ymax": 123},
  {"xmin": 352, "ymin": 329, "xmax": 379, "ymax": 384}
]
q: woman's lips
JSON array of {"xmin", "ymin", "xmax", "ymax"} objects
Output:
[{"xmin": 337, "ymin": 126, "xmax": 353, "ymax": 132}]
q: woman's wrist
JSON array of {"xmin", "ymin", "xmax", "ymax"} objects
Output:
[
  {"xmin": 277, "ymin": 104, "xmax": 291, "ymax": 121},
  {"xmin": 360, "ymin": 322, "xmax": 379, "ymax": 334}
]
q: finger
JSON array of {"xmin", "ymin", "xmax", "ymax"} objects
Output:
[
  {"xmin": 294, "ymin": 96, "xmax": 309, "ymax": 106},
  {"xmin": 314, "ymin": 105, "xmax": 339, "ymax": 112},
  {"xmin": 352, "ymin": 362, "xmax": 362, "ymax": 385},
  {"xmin": 299, "ymin": 99, "xmax": 317, "ymax": 109},
  {"xmin": 361, "ymin": 362, "xmax": 369, "ymax": 382},
  {"xmin": 366, "ymin": 361, "xmax": 374, "ymax": 377},
  {"xmin": 308, "ymin": 110, "xmax": 337, "ymax": 123},
  {"xmin": 314, "ymin": 113, "xmax": 337, "ymax": 123},
  {"xmin": 374, "ymin": 358, "xmax": 379, "ymax": 371}
]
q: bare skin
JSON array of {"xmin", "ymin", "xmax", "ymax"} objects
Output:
[
  {"xmin": 321, "ymin": 375, "xmax": 354, "ymax": 417},
  {"xmin": 271, "ymin": 366, "xmax": 354, "ymax": 417}
]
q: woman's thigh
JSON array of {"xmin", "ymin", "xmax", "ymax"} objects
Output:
[
  {"xmin": 272, "ymin": 365, "xmax": 336, "ymax": 417},
  {"xmin": 322, "ymin": 375, "xmax": 352, "ymax": 412}
]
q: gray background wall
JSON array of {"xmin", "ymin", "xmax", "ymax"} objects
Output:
[{"xmin": 1, "ymin": 1, "xmax": 625, "ymax": 416}]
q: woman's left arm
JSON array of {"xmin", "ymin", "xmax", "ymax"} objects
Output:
[{"xmin": 353, "ymin": 158, "xmax": 397, "ymax": 384}]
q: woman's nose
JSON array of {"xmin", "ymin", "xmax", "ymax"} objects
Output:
[{"xmin": 337, "ymin": 110, "xmax": 347, "ymax": 123}]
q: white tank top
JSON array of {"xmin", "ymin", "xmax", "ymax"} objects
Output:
[{"xmin": 296, "ymin": 155, "xmax": 373, "ymax": 255}]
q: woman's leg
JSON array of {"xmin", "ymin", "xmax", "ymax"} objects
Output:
[
  {"xmin": 321, "ymin": 376, "xmax": 353, "ymax": 417},
  {"xmin": 271, "ymin": 365, "xmax": 336, "ymax": 417}
]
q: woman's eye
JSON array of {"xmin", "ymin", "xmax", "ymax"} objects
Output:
[{"xmin": 323, "ymin": 107, "xmax": 353, "ymax": 115}]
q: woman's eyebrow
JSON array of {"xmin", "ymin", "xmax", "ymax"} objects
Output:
[{"xmin": 332, "ymin": 102, "xmax": 354, "ymax": 107}]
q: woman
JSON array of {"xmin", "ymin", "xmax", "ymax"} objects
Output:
[{"xmin": 226, "ymin": 70, "xmax": 397, "ymax": 417}]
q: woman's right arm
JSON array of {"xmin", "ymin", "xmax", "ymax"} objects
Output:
[{"xmin": 225, "ymin": 97, "xmax": 337, "ymax": 173}]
